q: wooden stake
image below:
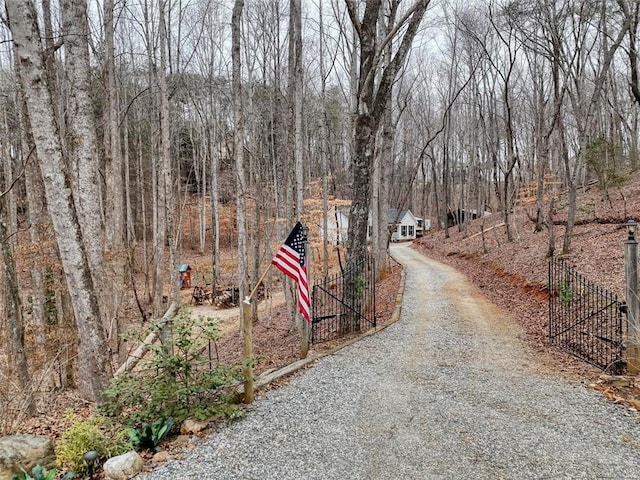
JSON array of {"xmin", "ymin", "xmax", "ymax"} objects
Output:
[{"xmin": 242, "ymin": 296, "xmax": 254, "ymax": 403}]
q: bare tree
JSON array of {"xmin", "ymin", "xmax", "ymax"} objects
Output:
[
  {"xmin": 61, "ymin": 0, "xmax": 108, "ymax": 335},
  {"xmin": 345, "ymin": 0, "xmax": 431, "ymax": 268},
  {"xmin": 103, "ymin": 0, "xmax": 127, "ymax": 359},
  {"xmin": 7, "ymin": 0, "xmax": 112, "ymax": 401},
  {"xmin": 232, "ymin": 0, "xmax": 249, "ymax": 302},
  {"xmin": 0, "ymin": 158, "xmax": 35, "ymax": 415}
]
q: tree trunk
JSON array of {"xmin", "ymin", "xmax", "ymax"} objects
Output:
[
  {"xmin": 1, "ymin": 182, "xmax": 35, "ymax": 415},
  {"xmin": 157, "ymin": 0, "xmax": 178, "ymax": 347},
  {"xmin": 209, "ymin": 121, "xmax": 220, "ymax": 298},
  {"xmin": 103, "ymin": 0, "xmax": 127, "ymax": 360},
  {"xmin": 7, "ymin": 0, "xmax": 113, "ymax": 401},
  {"xmin": 62, "ymin": 0, "xmax": 106, "ymax": 324},
  {"xmin": 232, "ymin": 0, "xmax": 249, "ymax": 302},
  {"xmin": 319, "ymin": 0, "xmax": 329, "ymax": 280},
  {"xmin": 21, "ymin": 102, "xmax": 48, "ymax": 350},
  {"xmin": 345, "ymin": 0, "xmax": 429, "ymax": 330},
  {"xmin": 1, "ymin": 116, "xmax": 17, "ymax": 251}
]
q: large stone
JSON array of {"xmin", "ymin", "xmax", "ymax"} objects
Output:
[
  {"xmin": 151, "ymin": 450, "xmax": 169, "ymax": 463},
  {"xmin": 103, "ymin": 451, "xmax": 144, "ymax": 480},
  {"xmin": 0, "ymin": 434, "xmax": 55, "ymax": 480},
  {"xmin": 180, "ymin": 418, "xmax": 210, "ymax": 435}
]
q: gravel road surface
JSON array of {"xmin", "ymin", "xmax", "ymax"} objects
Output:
[{"xmin": 139, "ymin": 243, "xmax": 640, "ymax": 479}]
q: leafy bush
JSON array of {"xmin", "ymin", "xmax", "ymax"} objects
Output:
[
  {"xmin": 55, "ymin": 413, "xmax": 131, "ymax": 476},
  {"xmin": 126, "ymin": 417, "xmax": 174, "ymax": 452},
  {"xmin": 99, "ymin": 311, "xmax": 244, "ymax": 427},
  {"xmin": 560, "ymin": 277, "xmax": 574, "ymax": 306},
  {"xmin": 13, "ymin": 465, "xmax": 74, "ymax": 480}
]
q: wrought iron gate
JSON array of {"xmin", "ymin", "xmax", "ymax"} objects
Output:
[
  {"xmin": 548, "ymin": 257, "xmax": 626, "ymax": 373},
  {"xmin": 311, "ymin": 256, "xmax": 376, "ymax": 344}
]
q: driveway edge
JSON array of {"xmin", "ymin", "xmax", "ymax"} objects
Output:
[{"xmin": 250, "ymin": 258, "xmax": 407, "ymax": 393}]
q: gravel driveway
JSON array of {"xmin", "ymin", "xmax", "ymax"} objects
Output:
[{"xmin": 139, "ymin": 243, "xmax": 640, "ymax": 479}]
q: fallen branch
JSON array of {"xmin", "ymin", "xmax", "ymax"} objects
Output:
[
  {"xmin": 462, "ymin": 223, "xmax": 505, "ymax": 241},
  {"xmin": 114, "ymin": 302, "xmax": 178, "ymax": 376}
]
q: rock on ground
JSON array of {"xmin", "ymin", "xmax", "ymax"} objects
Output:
[
  {"xmin": 0, "ymin": 434, "xmax": 55, "ymax": 480},
  {"xmin": 103, "ymin": 451, "xmax": 144, "ymax": 480}
]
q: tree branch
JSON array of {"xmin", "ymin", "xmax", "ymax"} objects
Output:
[
  {"xmin": 0, "ymin": 146, "xmax": 35, "ymax": 198},
  {"xmin": 344, "ymin": 0, "xmax": 363, "ymax": 40}
]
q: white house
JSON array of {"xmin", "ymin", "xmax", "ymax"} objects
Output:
[
  {"xmin": 320, "ymin": 206, "xmax": 421, "ymax": 243},
  {"xmin": 388, "ymin": 209, "xmax": 419, "ymax": 242}
]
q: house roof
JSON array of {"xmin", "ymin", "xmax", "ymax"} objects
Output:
[
  {"xmin": 387, "ymin": 208, "xmax": 414, "ymax": 224},
  {"xmin": 178, "ymin": 264, "xmax": 191, "ymax": 272}
]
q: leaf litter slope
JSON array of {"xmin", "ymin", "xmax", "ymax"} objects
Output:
[{"xmin": 413, "ymin": 177, "xmax": 640, "ymax": 407}]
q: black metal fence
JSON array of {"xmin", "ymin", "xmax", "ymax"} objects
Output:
[
  {"xmin": 548, "ymin": 257, "xmax": 626, "ymax": 373},
  {"xmin": 311, "ymin": 256, "xmax": 376, "ymax": 344}
]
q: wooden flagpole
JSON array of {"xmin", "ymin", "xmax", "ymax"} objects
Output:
[
  {"xmin": 242, "ymin": 263, "xmax": 273, "ymax": 403},
  {"xmin": 247, "ymin": 263, "xmax": 272, "ymax": 301}
]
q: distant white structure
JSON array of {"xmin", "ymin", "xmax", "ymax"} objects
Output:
[
  {"xmin": 319, "ymin": 206, "xmax": 424, "ymax": 243},
  {"xmin": 415, "ymin": 217, "xmax": 431, "ymax": 237},
  {"xmin": 318, "ymin": 205, "xmax": 350, "ymax": 245},
  {"xmin": 388, "ymin": 209, "xmax": 419, "ymax": 242}
]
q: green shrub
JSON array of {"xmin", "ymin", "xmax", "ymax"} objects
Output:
[
  {"xmin": 55, "ymin": 413, "xmax": 131, "ymax": 475},
  {"xmin": 99, "ymin": 311, "xmax": 244, "ymax": 427},
  {"xmin": 13, "ymin": 464, "xmax": 74, "ymax": 480},
  {"xmin": 560, "ymin": 277, "xmax": 574, "ymax": 306},
  {"xmin": 126, "ymin": 417, "xmax": 174, "ymax": 452}
]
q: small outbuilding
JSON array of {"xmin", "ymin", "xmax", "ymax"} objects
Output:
[
  {"xmin": 318, "ymin": 205, "xmax": 350, "ymax": 245},
  {"xmin": 178, "ymin": 264, "xmax": 192, "ymax": 289}
]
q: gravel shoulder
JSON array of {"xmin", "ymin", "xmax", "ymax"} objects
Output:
[{"xmin": 139, "ymin": 243, "xmax": 640, "ymax": 479}]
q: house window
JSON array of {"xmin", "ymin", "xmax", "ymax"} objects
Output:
[
  {"xmin": 401, "ymin": 225, "xmax": 407, "ymax": 237},
  {"xmin": 409, "ymin": 226, "xmax": 414, "ymax": 236}
]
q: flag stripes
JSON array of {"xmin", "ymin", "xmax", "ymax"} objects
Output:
[{"xmin": 272, "ymin": 222, "xmax": 310, "ymax": 322}]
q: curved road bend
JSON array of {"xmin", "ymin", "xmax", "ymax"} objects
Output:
[{"xmin": 140, "ymin": 242, "xmax": 640, "ymax": 480}]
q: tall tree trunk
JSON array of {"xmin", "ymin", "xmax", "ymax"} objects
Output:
[
  {"xmin": 61, "ymin": 0, "xmax": 107, "ymax": 329},
  {"xmin": 232, "ymin": 0, "xmax": 249, "ymax": 303},
  {"xmin": 319, "ymin": 0, "xmax": 329, "ymax": 280},
  {"xmin": 20, "ymin": 100, "xmax": 48, "ymax": 350},
  {"xmin": 291, "ymin": 0, "xmax": 304, "ymax": 218},
  {"xmin": 285, "ymin": 0, "xmax": 304, "ymax": 327},
  {"xmin": 103, "ymin": 0, "xmax": 126, "ymax": 360},
  {"xmin": 1, "ymin": 175, "xmax": 35, "ymax": 415},
  {"xmin": 1, "ymin": 114, "xmax": 17, "ymax": 251},
  {"xmin": 7, "ymin": 0, "xmax": 112, "ymax": 401},
  {"xmin": 209, "ymin": 121, "xmax": 220, "ymax": 298},
  {"xmin": 345, "ymin": 0, "xmax": 429, "ymax": 330},
  {"xmin": 157, "ymin": 0, "xmax": 178, "ymax": 343}
]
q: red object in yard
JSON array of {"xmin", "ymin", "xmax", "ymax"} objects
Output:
[{"xmin": 179, "ymin": 264, "xmax": 191, "ymax": 289}]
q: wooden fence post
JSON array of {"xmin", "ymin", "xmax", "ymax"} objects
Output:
[{"xmin": 242, "ymin": 297, "xmax": 254, "ymax": 403}]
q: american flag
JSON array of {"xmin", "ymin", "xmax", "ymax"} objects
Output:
[{"xmin": 272, "ymin": 222, "xmax": 310, "ymax": 322}]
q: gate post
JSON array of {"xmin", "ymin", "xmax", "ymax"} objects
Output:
[{"xmin": 625, "ymin": 220, "xmax": 639, "ymax": 373}]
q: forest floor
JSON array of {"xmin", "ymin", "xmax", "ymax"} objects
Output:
[{"xmin": 13, "ymin": 176, "xmax": 640, "ymax": 470}]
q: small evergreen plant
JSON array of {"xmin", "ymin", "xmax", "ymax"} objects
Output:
[{"xmin": 100, "ymin": 311, "xmax": 244, "ymax": 428}]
